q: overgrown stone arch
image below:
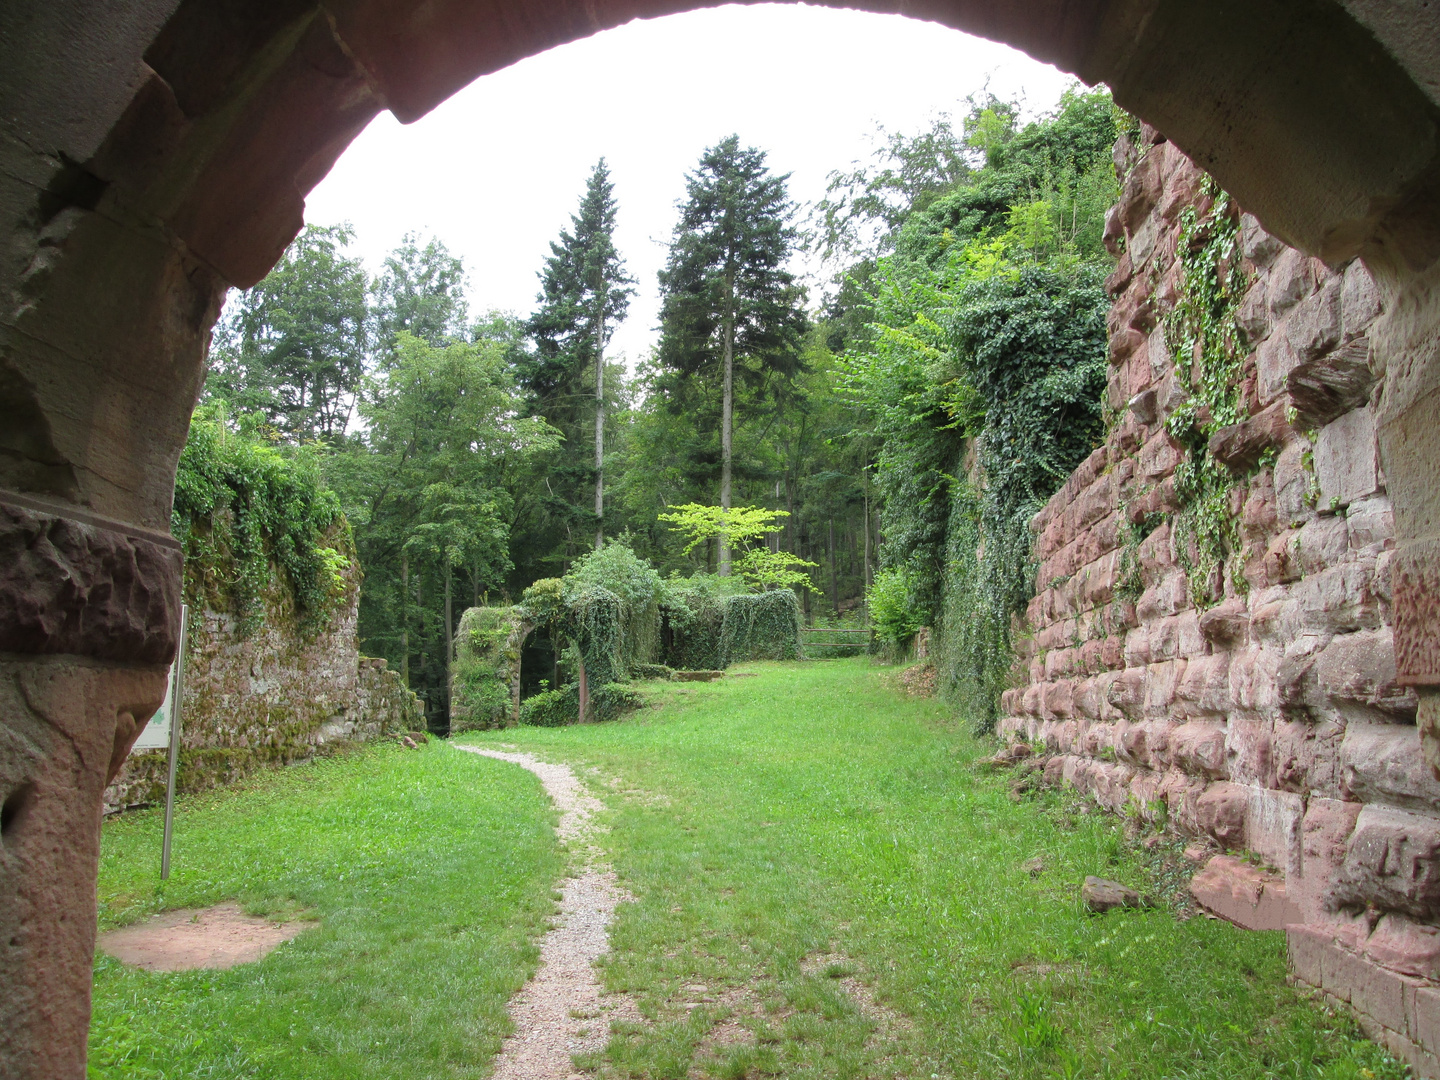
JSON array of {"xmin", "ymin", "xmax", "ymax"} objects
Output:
[{"xmin": 3, "ymin": 0, "xmax": 1440, "ymax": 1076}]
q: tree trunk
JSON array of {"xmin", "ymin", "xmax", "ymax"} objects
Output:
[
  {"xmin": 771, "ymin": 480, "xmax": 781, "ymax": 553},
  {"xmin": 829, "ymin": 517, "xmax": 838, "ymax": 614},
  {"xmin": 719, "ymin": 270, "xmax": 734, "ymax": 576},
  {"xmin": 577, "ymin": 658, "xmax": 589, "ymax": 724},
  {"xmin": 444, "ymin": 564, "xmax": 453, "ymax": 727},
  {"xmin": 862, "ymin": 481, "xmax": 872, "ymax": 619},
  {"xmin": 595, "ymin": 313, "xmax": 605, "ymax": 551},
  {"xmin": 400, "ymin": 551, "xmax": 410, "ymax": 688}
]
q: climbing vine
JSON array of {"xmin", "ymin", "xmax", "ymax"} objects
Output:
[
  {"xmin": 172, "ymin": 405, "xmax": 349, "ymax": 634},
  {"xmin": 1162, "ymin": 182, "xmax": 1250, "ymax": 605}
]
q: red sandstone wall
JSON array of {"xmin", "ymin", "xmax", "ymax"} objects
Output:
[
  {"xmin": 998, "ymin": 126, "xmax": 1440, "ymax": 1072},
  {"xmin": 104, "ymin": 558, "xmax": 421, "ymax": 812}
]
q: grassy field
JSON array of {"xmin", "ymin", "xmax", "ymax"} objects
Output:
[
  {"xmin": 458, "ymin": 659, "xmax": 1401, "ymax": 1080},
  {"xmin": 89, "ymin": 741, "xmax": 563, "ymax": 1079}
]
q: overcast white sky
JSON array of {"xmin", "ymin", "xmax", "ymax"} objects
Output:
[{"xmin": 304, "ymin": 3, "xmax": 1080, "ymax": 363}]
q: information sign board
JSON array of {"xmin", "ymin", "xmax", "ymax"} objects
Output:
[{"xmin": 133, "ymin": 663, "xmax": 177, "ymax": 750}]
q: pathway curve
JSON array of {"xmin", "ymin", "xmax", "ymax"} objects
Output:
[{"xmin": 454, "ymin": 745, "xmax": 636, "ymax": 1079}]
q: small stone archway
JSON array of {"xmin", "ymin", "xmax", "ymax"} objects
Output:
[{"xmin": 2, "ymin": 0, "xmax": 1440, "ymax": 1076}]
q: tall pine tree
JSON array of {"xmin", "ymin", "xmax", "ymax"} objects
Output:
[
  {"xmin": 657, "ymin": 136, "xmax": 807, "ymax": 574},
  {"xmin": 523, "ymin": 159, "xmax": 634, "ymax": 552}
]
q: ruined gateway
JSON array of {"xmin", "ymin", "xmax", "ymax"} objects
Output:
[{"xmin": 2, "ymin": 0, "xmax": 1440, "ymax": 1076}]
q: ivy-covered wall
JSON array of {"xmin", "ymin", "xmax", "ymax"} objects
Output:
[
  {"xmin": 106, "ymin": 411, "xmax": 423, "ymax": 811},
  {"xmin": 998, "ymin": 125, "xmax": 1440, "ymax": 1072},
  {"xmin": 106, "ymin": 540, "xmax": 422, "ymax": 811}
]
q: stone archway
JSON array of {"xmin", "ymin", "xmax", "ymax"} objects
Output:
[{"xmin": 2, "ymin": 1, "xmax": 1439, "ymax": 1075}]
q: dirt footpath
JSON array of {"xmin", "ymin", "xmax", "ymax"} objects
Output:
[{"xmin": 455, "ymin": 746, "xmax": 637, "ymax": 1079}]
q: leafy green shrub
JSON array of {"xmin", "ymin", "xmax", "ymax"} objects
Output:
[
  {"xmin": 518, "ymin": 681, "xmax": 643, "ymax": 726},
  {"xmin": 720, "ymin": 591, "xmax": 802, "ymax": 663},
  {"xmin": 867, "ymin": 567, "xmax": 926, "ymax": 647},
  {"xmin": 567, "ymin": 541, "xmax": 664, "ymax": 671},
  {"xmin": 519, "ymin": 684, "xmax": 578, "ymax": 727},
  {"xmin": 563, "ymin": 585, "xmax": 626, "ymax": 687},
  {"xmin": 172, "ymin": 405, "xmax": 347, "ymax": 634},
  {"xmin": 659, "ymin": 573, "xmax": 746, "ymax": 671},
  {"xmin": 450, "ymin": 606, "xmax": 522, "ymax": 732},
  {"xmin": 632, "ymin": 663, "xmax": 674, "ymax": 681}
]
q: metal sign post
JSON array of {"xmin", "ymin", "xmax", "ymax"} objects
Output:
[{"xmin": 160, "ymin": 604, "xmax": 188, "ymax": 880}]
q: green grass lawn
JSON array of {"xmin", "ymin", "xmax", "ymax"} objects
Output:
[
  {"xmin": 458, "ymin": 659, "xmax": 1401, "ymax": 1080},
  {"xmin": 89, "ymin": 740, "xmax": 564, "ymax": 1079}
]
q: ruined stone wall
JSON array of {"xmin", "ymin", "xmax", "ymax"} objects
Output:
[
  {"xmin": 998, "ymin": 128, "xmax": 1440, "ymax": 1074},
  {"xmin": 104, "ymin": 557, "xmax": 422, "ymax": 812}
]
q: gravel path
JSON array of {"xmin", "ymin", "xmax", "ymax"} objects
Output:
[{"xmin": 455, "ymin": 746, "xmax": 636, "ymax": 1079}]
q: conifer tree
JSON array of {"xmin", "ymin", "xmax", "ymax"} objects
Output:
[
  {"xmin": 657, "ymin": 136, "xmax": 807, "ymax": 574},
  {"xmin": 523, "ymin": 159, "xmax": 634, "ymax": 551}
]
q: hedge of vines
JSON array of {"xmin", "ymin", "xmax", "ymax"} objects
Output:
[{"xmin": 171, "ymin": 406, "xmax": 349, "ymax": 634}]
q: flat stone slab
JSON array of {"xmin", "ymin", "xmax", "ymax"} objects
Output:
[{"xmin": 98, "ymin": 903, "xmax": 308, "ymax": 971}]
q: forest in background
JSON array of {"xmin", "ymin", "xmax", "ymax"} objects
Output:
[{"xmin": 182, "ymin": 86, "xmax": 1126, "ymax": 730}]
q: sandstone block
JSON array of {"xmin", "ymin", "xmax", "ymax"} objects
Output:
[
  {"xmin": 1412, "ymin": 983, "xmax": 1440, "ymax": 1056},
  {"xmin": 1316, "ymin": 630, "xmax": 1417, "ymax": 719},
  {"xmin": 1178, "ymin": 652, "xmax": 1233, "ymax": 714},
  {"xmin": 1136, "ymin": 570, "xmax": 1190, "ymax": 622},
  {"xmin": 1138, "ymin": 428, "xmax": 1183, "ymax": 480},
  {"xmin": 1239, "ymin": 213, "xmax": 1284, "ymax": 270},
  {"xmin": 1347, "ymin": 494, "xmax": 1395, "ymax": 551},
  {"xmin": 1258, "ymin": 332, "xmax": 1304, "ymax": 406},
  {"xmin": 1329, "ymin": 805, "xmax": 1440, "ymax": 921},
  {"xmin": 1288, "ymin": 338, "xmax": 1375, "ymax": 429},
  {"xmin": 1083, "ymin": 876, "xmax": 1147, "ymax": 912},
  {"xmin": 1393, "ymin": 541, "xmax": 1440, "ymax": 687},
  {"xmin": 1226, "ymin": 717, "xmax": 1275, "ymax": 788},
  {"xmin": 1107, "ymin": 667, "xmax": 1146, "ymax": 720},
  {"xmin": 1208, "ymin": 400, "xmax": 1294, "ymax": 473},
  {"xmin": 1301, "ymin": 798, "xmax": 1363, "ymax": 906},
  {"xmin": 1274, "ymin": 436, "xmax": 1315, "ymax": 526},
  {"xmin": 1294, "ymin": 560, "xmax": 1383, "ymax": 634},
  {"xmin": 1285, "ymin": 274, "xmax": 1343, "ymax": 360},
  {"xmin": 1316, "ymin": 406, "xmax": 1381, "ymax": 509},
  {"xmin": 1278, "ymin": 720, "xmax": 1346, "ymax": 797},
  {"xmin": 1247, "ymin": 785, "xmax": 1305, "ymax": 878},
  {"xmin": 1230, "ymin": 647, "xmax": 1283, "ymax": 714},
  {"xmin": 1144, "ymin": 659, "xmax": 1188, "ymax": 716},
  {"xmin": 1364, "ymin": 913, "xmax": 1440, "ymax": 981},
  {"xmin": 1191, "ymin": 854, "xmax": 1302, "ymax": 930},
  {"xmin": 1294, "ymin": 515, "xmax": 1352, "ymax": 576},
  {"xmin": 1237, "ymin": 276, "xmax": 1274, "ymax": 342},
  {"xmin": 1199, "ymin": 598, "xmax": 1250, "ymax": 646},
  {"xmin": 1195, "ymin": 781, "xmax": 1249, "ymax": 848},
  {"xmin": 1266, "ymin": 248, "xmax": 1320, "ymax": 323},
  {"xmin": 1343, "ymin": 723, "xmax": 1440, "ymax": 812},
  {"xmin": 1288, "ymin": 924, "xmax": 1329, "ymax": 987},
  {"xmin": 1341, "ymin": 258, "xmax": 1382, "ymax": 339},
  {"xmin": 1170, "ymin": 721, "xmax": 1228, "ymax": 777}
]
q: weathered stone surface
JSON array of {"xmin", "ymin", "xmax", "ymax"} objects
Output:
[
  {"xmin": 1343, "ymin": 723, "xmax": 1440, "ymax": 812},
  {"xmin": 1341, "ymin": 258, "xmax": 1383, "ymax": 338},
  {"xmin": 1288, "ymin": 338, "xmax": 1375, "ymax": 429},
  {"xmin": 1191, "ymin": 854, "xmax": 1303, "ymax": 930},
  {"xmin": 1314, "ymin": 630, "xmax": 1417, "ymax": 718},
  {"xmin": 1286, "ymin": 274, "xmax": 1343, "ymax": 359},
  {"xmin": 1208, "ymin": 400, "xmax": 1293, "ymax": 472},
  {"xmin": 1196, "ymin": 781, "xmax": 1249, "ymax": 848},
  {"xmin": 1329, "ymin": 806, "xmax": 1440, "ymax": 921},
  {"xmin": 1293, "ymin": 559, "xmax": 1384, "ymax": 634},
  {"xmin": 1316, "ymin": 406, "xmax": 1381, "ymax": 509},
  {"xmin": 1082, "ymin": 876, "xmax": 1147, "ymax": 912},
  {"xmin": 1394, "ymin": 540, "xmax": 1440, "ymax": 687},
  {"xmin": 0, "ymin": 499, "xmax": 182, "ymax": 664}
]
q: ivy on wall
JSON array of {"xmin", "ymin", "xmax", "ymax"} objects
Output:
[
  {"xmin": 172, "ymin": 406, "xmax": 349, "ymax": 634},
  {"xmin": 1162, "ymin": 182, "xmax": 1251, "ymax": 605}
]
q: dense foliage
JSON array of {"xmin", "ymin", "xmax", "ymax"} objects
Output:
[
  {"xmin": 171, "ymin": 405, "xmax": 348, "ymax": 634},
  {"xmin": 839, "ymin": 87, "xmax": 1119, "ymax": 729},
  {"xmin": 197, "ymin": 85, "xmax": 1119, "ymax": 732}
]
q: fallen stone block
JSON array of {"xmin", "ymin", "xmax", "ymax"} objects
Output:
[{"xmin": 1082, "ymin": 876, "xmax": 1150, "ymax": 913}]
